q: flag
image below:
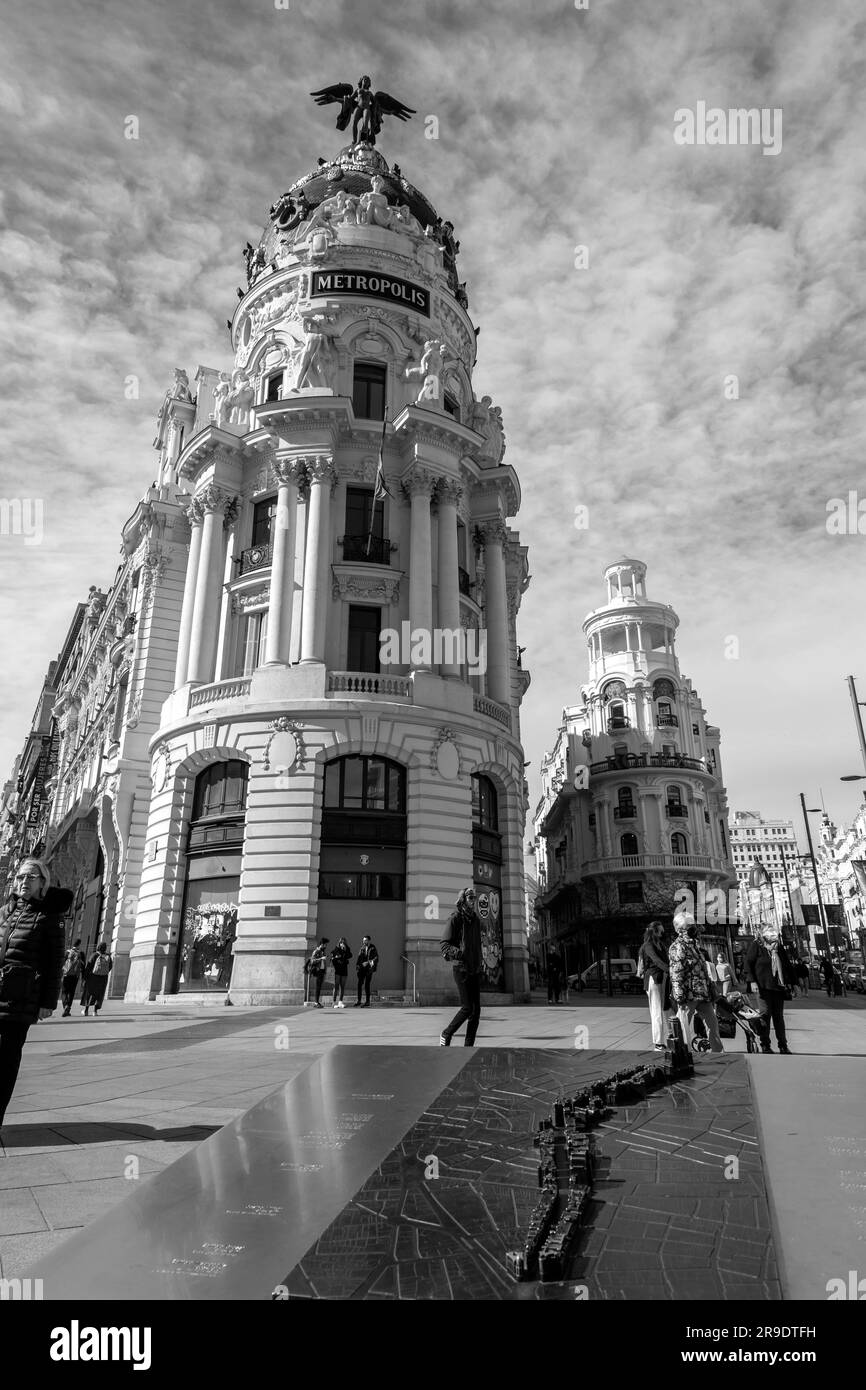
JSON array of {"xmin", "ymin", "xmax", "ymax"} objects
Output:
[{"xmin": 366, "ymin": 417, "xmax": 391, "ymax": 557}]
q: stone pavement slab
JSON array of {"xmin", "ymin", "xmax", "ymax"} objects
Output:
[{"xmin": 749, "ymin": 1054, "xmax": 866, "ymax": 1301}]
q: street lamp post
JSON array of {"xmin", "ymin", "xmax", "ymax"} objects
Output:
[
  {"xmin": 800, "ymin": 792, "xmax": 829, "ymax": 949},
  {"xmin": 846, "ymin": 676, "xmax": 866, "ymax": 774}
]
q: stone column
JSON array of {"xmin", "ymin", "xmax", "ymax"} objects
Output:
[
  {"xmin": 214, "ymin": 522, "xmax": 238, "ymax": 681},
  {"xmin": 480, "ymin": 519, "xmax": 510, "ymax": 705},
  {"xmin": 403, "ymin": 468, "xmax": 436, "ymax": 671},
  {"xmin": 300, "ymin": 455, "xmax": 336, "ymax": 664},
  {"xmin": 265, "ymin": 460, "xmax": 302, "ymax": 665},
  {"xmin": 436, "ymin": 479, "xmax": 462, "ymax": 677},
  {"xmin": 174, "ymin": 498, "xmax": 204, "ymax": 688},
  {"xmin": 187, "ymin": 485, "xmax": 233, "ymax": 685}
]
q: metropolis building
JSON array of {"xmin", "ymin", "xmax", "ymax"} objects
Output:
[
  {"xmin": 121, "ymin": 127, "xmax": 532, "ymax": 1004},
  {"xmin": 534, "ymin": 559, "xmax": 736, "ymax": 969}
]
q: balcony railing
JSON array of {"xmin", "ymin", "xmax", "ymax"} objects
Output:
[
  {"xmin": 189, "ymin": 678, "xmax": 252, "ymax": 709},
  {"xmin": 666, "ymin": 803, "xmax": 688, "ymax": 818},
  {"xmin": 657, "ymin": 713, "xmax": 679, "ymax": 727},
  {"xmin": 607, "ymin": 717, "xmax": 630, "ymax": 732},
  {"xmin": 327, "ymin": 671, "xmax": 410, "ymax": 697},
  {"xmin": 581, "ymin": 852, "xmax": 715, "ymax": 874},
  {"xmin": 612, "ymin": 806, "xmax": 637, "ymax": 820},
  {"xmin": 340, "ymin": 534, "xmax": 391, "ymax": 565},
  {"xmin": 238, "ymin": 542, "xmax": 272, "ymax": 574},
  {"xmin": 590, "ymin": 753, "xmax": 707, "ymax": 774},
  {"xmin": 473, "ymin": 695, "xmax": 512, "ymax": 729},
  {"xmin": 458, "ymin": 566, "xmax": 472, "ymax": 596}
]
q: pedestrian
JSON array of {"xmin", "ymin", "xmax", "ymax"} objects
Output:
[
  {"xmin": 547, "ymin": 944, "xmax": 563, "ymax": 1005},
  {"xmin": 637, "ymin": 920, "xmax": 670, "ymax": 1050},
  {"xmin": 715, "ymin": 951, "xmax": 735, "ymax": 997},
  {"xmin": 60, "ymin": 937, "xmax": 86, "ymax": 1016},
  {"xmin": 82, "ymin": 941, "xmax": 113, "ymax": 1016},
  {"xmin": 0, "ymin": 858, "xmax": 70, "ymax": 1127},
  {"xmin": 795, "ymin": 959, "xmax": 809, "ymax": 997},
  {"xmin": 820, "ymin": 955, "xmax": 833, "ymax": 998},
  {"xmin": 308, "ymin": 937, "xmax": 329, "ymax": 1008},
  {"xmin": 668, "ymin": 913, "xmax": 724, "ymax": 1053},
  {"xmin": 439, "ymin": 887, "xmax": 483, "ymax": 1047},
  {"xmin": 744, "ymin": 925, "xmax": 796, "ymax": 1054},
  {"xmin": 355, "ymin": 935, "xmax": 378, "ymax": 1007},
  {"xmin": 330, "ymin": 936, "xmax": 352, "ymax": 1008}
]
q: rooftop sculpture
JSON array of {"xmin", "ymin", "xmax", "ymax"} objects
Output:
[{"xmin": 310, "ymin": 75, "xmax": 416, "ymax": 146}]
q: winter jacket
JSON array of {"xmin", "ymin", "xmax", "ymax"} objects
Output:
[
  {"xmin": 440, "ymin": 904, "xmax": 483, "ymax": 975},
  {"xmin": 356, "ymin": 944, "xmax": 378, "ymax": 974},
  {"xmin": 330, "ymin": 942, "xmax": 353, "ymax": 976},
  {"xmin": 638, "ymin": 940, "xmax": 669, "ymax": 990},
  {"xmin": 0, "ymin": 888, "xmax": 71, "ymax": 1025},
  {"xmin": 309, "ymin": 945, "xmax": 328, "ymax": 976},
  {"xmin": 62, "ymin": 947, "xmax": 86, "ymax": 980},
  {"xmin": 744, "ymin": 940, "xmax": 796, "ymax": 996},
  {"xmin": 668, "ymin": 932, "xmax": 712, "ymax": 1005}
]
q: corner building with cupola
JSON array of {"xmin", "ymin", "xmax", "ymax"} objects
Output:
[
  {"xmin": 533, "ymin": 559, "xmax": 736, "ymax": 971},
  {"xmin": 126, "ymin": 135, "xmax": 531, "ymax": 1005}
]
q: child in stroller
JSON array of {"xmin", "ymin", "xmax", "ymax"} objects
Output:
[{"xmin": 713, "ymin": 990, "xmax": 765, "ymax": 1053}]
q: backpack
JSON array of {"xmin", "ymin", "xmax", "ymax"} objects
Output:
[
  {"xmin": 92, "ymin": 953, "xmax": 112, "ymax": 977},
  {"xmin": 63, "ymin": 949, "xmax": 81, "ymax": 978}
]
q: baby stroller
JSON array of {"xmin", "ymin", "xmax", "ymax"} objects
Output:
[{"xmin": 715, "ymin": 991, "xmax": 764, "ymax": 1053}]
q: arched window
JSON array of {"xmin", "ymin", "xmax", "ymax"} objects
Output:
[
  {"xmin": 471, "ymin": 774, "xmax": 498, "ymax": 831},
  {"xmin": 188, "ymin": 761, "xmax": 248, "ymax": 851},
  {"xmin": 616, "ymin": 786, "xmax": 635, "ymax": 819},
  {"xmin": 620, "ymin": 833, "xmax": 639, "ymax": 856},
  {"xmin": 265, "ymin": 371, "xmax": 283, "ymax": 403},
  {"xmin": 666, "ymin": 784, "xmax": 686, "ymax": 818},
  {"xmin": 671, "ymin": 832, "xmax": 688, "ymax": 856}
]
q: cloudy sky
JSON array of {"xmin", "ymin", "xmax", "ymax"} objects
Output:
[{"xmin": 2, "ymin": 0, "xmax": 865, "ymax": 843}]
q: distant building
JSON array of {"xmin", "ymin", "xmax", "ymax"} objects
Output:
[
  {"xmin": 534, "ymin": 558, "xmax": 736, "ymax": 974},
  {"xmin": 729, "ymin": 811, "xmax": 799, "ymax": 927}
]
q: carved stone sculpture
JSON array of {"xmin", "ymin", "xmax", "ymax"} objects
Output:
[
  {"xmin": 404, "ymin": 338, "xmax": 452, "ymax": 407},
  {"xmin": 172, "ymin": 369, "xmax": 192, "ymax": 401},
  {"xmin": 290, "ymin": 315, "xmax": 339, "ymax": 392},
  {"xmin": 358, "ymin": 174, "xmax": 394, "ymax": 228},
  {"xmin": 471, "ymin": 395, "xmax": 506, "ymax": 464}
]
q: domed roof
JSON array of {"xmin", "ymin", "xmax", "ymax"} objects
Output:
[
  {"xmin": 603, "ymin": 556, "xmax": 646, "ymax": 575},
  {"xmin": 255, "ymin": 143, "xmax": 459, "ymax": 290}
]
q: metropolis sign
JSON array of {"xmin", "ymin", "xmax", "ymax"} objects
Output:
[{"xmin": 309, "ymin": 268, "xmax": 430, "ymax": 316}]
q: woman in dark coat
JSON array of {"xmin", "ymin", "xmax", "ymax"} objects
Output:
[
  {"xmin": 439, "ymin": 887, "xmax": 483, "ymax": 1046},
  {"xmin": 0, "ymin": 857, "xmax": 69, "ymax": 1126},
  {"xmin": 637, "ymin": 920, "xmax": 670, "ymax": 1049},
  {"xmin": 329, "ymin": 937, "xmax": 352, "ymax": 1008},
  {"xmin": 82, "ymin": 941, "xmax": 113, "ymax": 1016},
  {"xmin": 744, "ymin": 926, "xmax": 797, "ymax": 1053}
]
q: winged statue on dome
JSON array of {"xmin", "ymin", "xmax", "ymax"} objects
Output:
[{"xmin": 310, "ymin": 76, "xmax": 416, "ymax": 146}]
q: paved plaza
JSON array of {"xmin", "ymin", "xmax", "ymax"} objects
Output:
[{"xmin": 1, "ymin": 991, "xmax": 864, "ymax": 1296}]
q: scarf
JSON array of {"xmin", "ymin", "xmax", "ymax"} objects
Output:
[{"xmin": 768, "ymin": 943, "xmax": 785, "ymax": 985}]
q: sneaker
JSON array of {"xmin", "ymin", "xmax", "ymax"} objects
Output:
[
  {"xmin": 653, "ymin": 1043, "xmax": 665, "ymax": 1050},
  {"xmin": 439, "ymin": 1033, "xmax": 450, "ymax": 1047},
  {"xmin": 778, "ymin": 1046, "xmax": 792, "ymax": 1054},
  {"xmin": 316, "ymin": 1002, "xmax": 324, "ymax": 1009},
  {"xmin": 354, "ymin": 1002, "xmax": 362, "ymax": 1007}
]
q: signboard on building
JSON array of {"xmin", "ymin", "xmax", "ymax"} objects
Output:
[{"xmin": 309, "ymin": 269, "xmax": 430, "ymax": 316}]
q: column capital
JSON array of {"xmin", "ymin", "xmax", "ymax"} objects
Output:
[
  {"xmin": 271, "ymin": 458, "xmax": 306, "ymax": 489},
  {"xmin": 401, "ymin": 465, "xmax": 437, "ymax": 501},
  {"xmin": 180, "ymin": 495, "xmax": 205, "ymax": 527},
  {"xmin": 435, "ymin": 477, "xmax": 463, "ymax": 508},
  {"xmin": 303, "ymin": 454, "xmax": 337, "ymax": 488},
  {"xmin": 477, "ymin": 517, "xmax": 508, "ymax": 546},
  {"xmin": 196, "ymin": 483, "xmax": 233, "ymax": 515}
]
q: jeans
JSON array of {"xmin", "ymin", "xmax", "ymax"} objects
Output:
[
  {"xmin": 548, "ymin": 976, "xmax": 562, "ymax": 1004},
  {"xmin": 442, "ymin": 968, "xmax": 481, "ymax": 1045},
  {"xmin": 755, "ymin": 990, "xmax": 788, "ymax": 1050},
  {"xmin": 332, "ymin": 973, "xmax": 346, "ymax": 1003},
  {"xmin": 646, "ymin": 974, "xmax": 668, "ymax": 1045},
  {"xmin": 60, "ymin": 973, "xmax": 80, "ymax": 1014},
  {"xmin": 357, "ymin": 968, "xmax": 373, "ymax": 1004},
  {"xmin": 677, "ymin": 999, "xmax": 723, "ymax": 1052},
  {"xmin": 0, "ymin": 1022, "xmax": 30, "ymax": 1125},
  {"xmin": 312, "ymin": 971, "xmax": 325, "ymax": 1002}
]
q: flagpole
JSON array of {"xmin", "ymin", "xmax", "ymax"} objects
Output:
[{"xmin": 365, "ymin": 415, "xmax": 389, "ymax": 559}]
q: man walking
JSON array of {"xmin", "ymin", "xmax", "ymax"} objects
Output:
[
  {"xmin": 60, "ymin": 937, "xmax": 85, "ymax": 1017},
  {"xmin": 547, "ymin": 945, "xmax": 563, "ymax": 1005},
  {"xmin": 668, "ymin": 913, "xmax": 724, "ymax": 1053},
  {"xmin": 439, "ymin": 887, "xmax": 483, "ymax": 1047},
  {"xmin": 355, "ymin": 936, "xmax": 378, "ymax": 1007}
]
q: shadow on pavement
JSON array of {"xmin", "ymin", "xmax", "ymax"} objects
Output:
[{"xmin": 0, "ymin": 1122, "xmax": 219, "ymax": 1149}]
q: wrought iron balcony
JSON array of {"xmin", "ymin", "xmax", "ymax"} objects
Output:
[
  {"xmin": 340, "ymin": 534, "xmax": 391, "ymax": 565},
  {"xmin": 589, "ymin": 752, "xmax": 707, "ymax": 775},
  {"xmin": 607, "ymin": 717, "xmax": 630, "ymax": 732},
  {"xmin": 238, "ymin": 542, "xmax": 272, "ymax": 574},
  {"xmin": 613, "ymin": 806, "xmax": 637, "ymax": 820},
  {"xmin": 657, "ymin": 713, "xmax": 679, "ymax": 727},
  {"xmin": 666, "ymin": 803, "xmax": 688, "ymax": 818}
]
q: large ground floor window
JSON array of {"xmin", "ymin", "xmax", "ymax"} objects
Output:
[{"xmin": 176, "ymin": 866, "xmax": 239, "ymax": 992}]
